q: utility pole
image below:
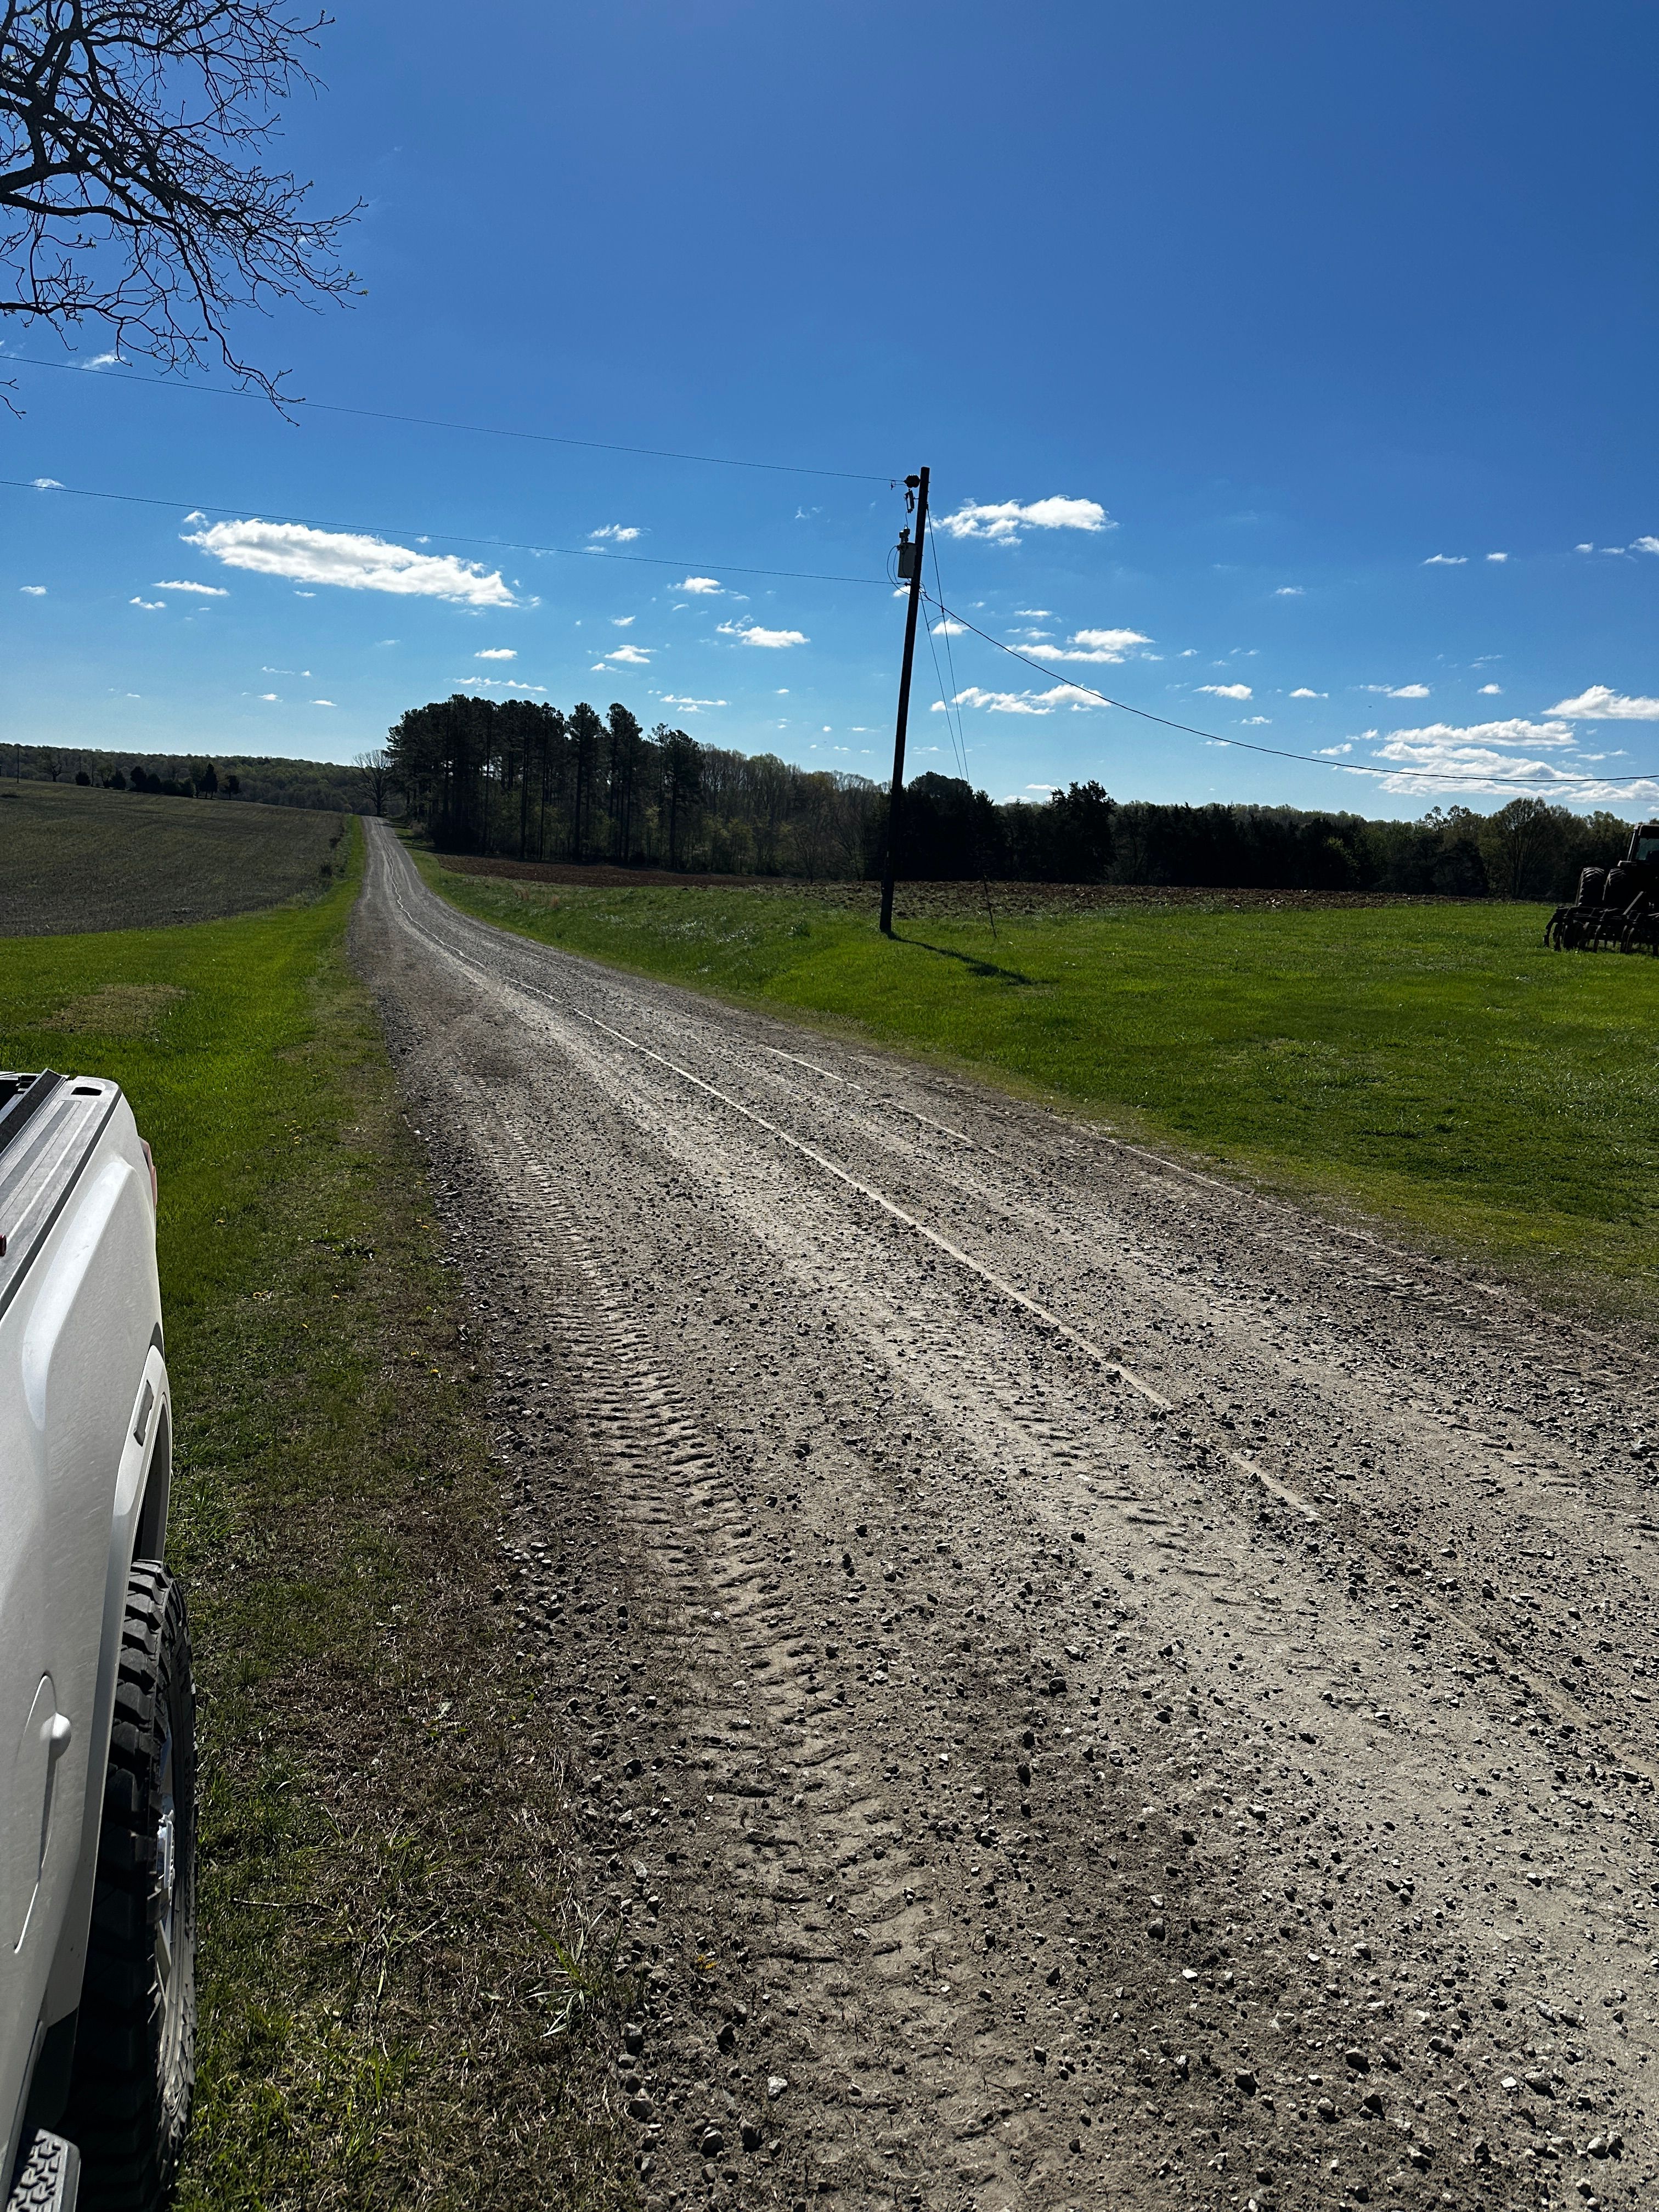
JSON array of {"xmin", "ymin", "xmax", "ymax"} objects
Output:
[{"xmin": 879, "ymin": 466, "xmax": 929, "ymax": 937}]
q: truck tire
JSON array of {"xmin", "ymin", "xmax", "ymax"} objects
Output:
[{"xmin": 63, "ymin": 1565, "xmax": 196, "ymax": 2211}]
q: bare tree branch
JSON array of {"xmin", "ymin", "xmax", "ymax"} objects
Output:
[{"xmin": 1, "ymin": 0, "xmax": 359, "ymax": 399}]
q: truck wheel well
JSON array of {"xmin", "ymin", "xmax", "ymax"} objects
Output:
[{"xmin": 133, "ymin": 1404, "xmax": 171, "ymax": 1564}]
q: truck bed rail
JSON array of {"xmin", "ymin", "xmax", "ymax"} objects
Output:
[{"xmin": 0, "ymin": 1074, "xmax": 123, "ymax": 1322}]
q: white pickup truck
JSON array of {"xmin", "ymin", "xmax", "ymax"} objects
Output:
[{"xmin": 1, "ymin": 1071, "xmax": 196, "ymax": 2212}]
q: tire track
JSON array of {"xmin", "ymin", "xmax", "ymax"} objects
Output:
[{"xmin": 354, "ymin": 820, "xmax": 1659, "ymax": 2211}]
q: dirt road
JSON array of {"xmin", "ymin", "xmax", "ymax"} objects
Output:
[{"xmin": 353, "ymin": 819, "xmax": 1658, "ymax": 2211}]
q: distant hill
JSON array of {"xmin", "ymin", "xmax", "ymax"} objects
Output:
[{"xmin": 3, "ymin": 744, "xmax": 381, "ymax": 814}]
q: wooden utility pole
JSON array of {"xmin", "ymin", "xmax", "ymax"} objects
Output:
[{"xmin": 879, "ymin": 467, "xmax": 929, "ymax": 937}]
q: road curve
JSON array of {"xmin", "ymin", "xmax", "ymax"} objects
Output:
[{"xmin": 353, "ymin": 817, "xmax": 1659, "ymax": 2211}]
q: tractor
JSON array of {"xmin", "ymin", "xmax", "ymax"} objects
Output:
[{"xmin": 1545, "ymin": 821, "xmax": 1659, "ymax": 952}]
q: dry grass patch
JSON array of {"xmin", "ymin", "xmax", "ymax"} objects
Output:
[{"xmin": 41, "ymin": 983, "xmax": 188, "ymax": 1035}]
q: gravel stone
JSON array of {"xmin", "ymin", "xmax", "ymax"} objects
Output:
[{"xmin": 353, "ymin": 821, "xmax": 1659, "ymax": 2212}]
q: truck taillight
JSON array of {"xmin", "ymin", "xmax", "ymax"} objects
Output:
[{"xmin": 140, "ymin": 1138, "xmax": 157, "ymax": 1212}]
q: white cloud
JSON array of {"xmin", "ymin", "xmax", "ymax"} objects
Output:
[
  {"xmin": 1547, "ymin": 685, "xmax": 1659, "ymax": 720},
  {"xmin": 19, "ymin": 584, "xmax": 45, "ymax": 596},
  {"xmin": 129, "ymin": 596, "xmax": 165, "ymax": 611},
  {"xmin": 31, "ymin": 476, "xmax": 63, "ymax": 489},
  {"xmin": 611, "ymin": 616, "xmax": 635, "ymax": 627},
  {"xmin": 311, "ymin": 698, "xmax": 335, "ymax": 707},
  {"xmin": 933, "ymin": 684, "xmax": 1101, "ymax": 715},
  {"xmin": 154, "ymin": 578, "xmax": 228, "ymax": 596},
  {"xmin": 1197, "ymin": 682, "xmax": 1252, "ymax": 701},
  {"xmin": 1368, "ymin": 718, "xmax": 1596, "ymax": 797},
  {"xmin": 258, "ymin": 692, "xmax": 279, "ymax": 702},
  {"xmin": 1362, "ymin": 682, "xmax": 1431, "ymax": 699},
  {"xmin": 1486, "ymin": 551, "xmax": 1509, "ymax": 563},
  {"xmin": 930, "ymin": 619, "xmax": 967, "ymax": 636},
  {"xmin": 660, "ymin": 695, "xmax": 727, "ymax": 710},
  {"xmin": 675, "ymin": 575, "xmax": 722, "ymax": 594},
  {"xmin": 1036, "ymin": 626, "xmax": 1153, "ymax": 664},
  {"xmin": 934, "ymin": 495, "xmax": 1112, "ymax": 544},
  {"xmin": 719, "ymin": 621, "xmax": 808, "ymax": 648},
  {"xmin": 1274, "ymin": 585, "xmax": 1305, "ymax": 596},
  {"xmin": 1478, "ymin": 682, "xmax": 1503, "ymax": 696},
  {"xmin": 1383, "ymin": 718, "xmax": 1577, "ymax": 749},
  {"xmin": 1575, "ymin": 542, "xmax": 1594, "ymax": 553},
  {"xmin": 603, "ymin": 643, "xmax": 653, "ymax": 665},
  {"xmin": 1423, "ymin": 553, "xmax": 1468, "ymax": 566},
  {"xmin": 1632, "ymin": 536, "xmax": 1659, "ymax": 556},
  {"xmin": 184, "ymin": 518, "xmax": 517, "ymax": 606},
  {"xmin": 455, "ymin": 676, "xmax": 549, "ymax": 693},
  {"xmin": 82, "ymin": 351, "xmax": 123, "ymax": 369},
  {"xmin": 1241, "ymin": 715, "xmax": 1272, "ymax": 725},
  {"xmin": 1289, "ymin": 687, "xmax": 1325, "ymax": 699},
  {"xmin": 476, "ymin": 647, "xmax": 517, "ymax": 659},
  {"xmin": 1013, "ymin": 607, "xmax": 1054, "ymax": 618},
  {"xmin": 589, "ymin": 524, "xmax": 642, "ymax": 543}
]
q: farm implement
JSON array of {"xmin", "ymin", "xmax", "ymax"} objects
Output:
[{"xmin": 1545, "ymin": 821, "xmax": 1659, "ymax": 952}]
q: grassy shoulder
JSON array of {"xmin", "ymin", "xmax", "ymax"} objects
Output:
[
  {"xmin": 416, "ymin": 852, "xmax": 1659, "ymax": 1327},
  {"xmin": 1, "ymin": 834, "xmax": 635, "ymax": 2210},
  {"xmin": 0, "ymin": 779, "xmax": 348, "ymax": 936}
]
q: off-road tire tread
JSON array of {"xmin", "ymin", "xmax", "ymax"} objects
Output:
[
  {"xmin": 61, "ymin": 1565, "xmax": 195, "ymax": 2211},
  {"xmin": 7, "ymin": 2129, "xmax": 80, "ymax": 2212}
]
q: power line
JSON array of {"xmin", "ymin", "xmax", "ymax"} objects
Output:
[
  {"xmin": 0, "ymin": 349, "xmax": 895, "ymax": 484},
  {"xmin": 924, "ymin": 595, "xmax": 1659, "ymax": 794},
  {"xmin": 0, "ymin": 476, "xmax": 891, "ymax": 589},
  {"xmin": 928, "ymin": 533, "xmax": 970, "ymax": 779},
  {"xmin": 923, "ymin": 531, "xmax": 999, "ymax": 939},
  {"xmin": 922, "ymin": 595, "xmax": 967, "ymax": 780}
]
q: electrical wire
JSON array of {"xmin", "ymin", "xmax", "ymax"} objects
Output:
[
  {"xmin": 927, "ymin": 531, "xmax": 971, "ymax": 782},
  {"xmin": 922, "ymin": 582, "xmax": 969, "ymax": 785},
  {"xmin": 923, "ymin": 523, "xmax": 999, "ymax": 936},
  {"xmin": 923, "ymin": 594, "xmax": 1659, "ymax": 794},
  {"xmin": 0, "ymin": 349, "xmax": 896, "ymax": 483},
  {"xmin": 0, "ymin": 475, "xmax": 890, "ymax": 588}
]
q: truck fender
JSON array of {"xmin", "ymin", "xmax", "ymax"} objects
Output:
[{"xmin": 38, "ymin": 1345, "xmax": 172, "ymax": 2049}]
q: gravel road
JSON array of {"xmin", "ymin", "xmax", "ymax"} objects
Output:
[{"xmin": 353, "ymin": 819, "xmax": 1659, "ymax": 2212}]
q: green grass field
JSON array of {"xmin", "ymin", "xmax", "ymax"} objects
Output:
[
  {"xmin": 421, "ymin": 857, "xmax": 1659, "ymax": 1323},
  {"xmin": 0, "ymin": 779, "xmax": 347, "ymax": 935},
  {"xmin": 1, "ymin": 838, "xmax": 633, "ymax": 2209}
]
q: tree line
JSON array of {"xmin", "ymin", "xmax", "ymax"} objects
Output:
[
  {"xmin": 9, "ymin": 706, "xmax": 1641, "ymax": 899},
  {"xmin": 8, "ymin": 744, "xmax": 369, "ymax": 811},
  {"xmin": 385, "ymin": 691, "xmax": 1641, "ymax": 901},
  {"xmin": 383, "ymin": 693, "xmax": 873, "ymax": 877},
  {"xmin": 899, "ymin": 774, "xmax": 1638, "ymax": 902}
]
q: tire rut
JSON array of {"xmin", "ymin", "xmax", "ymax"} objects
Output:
[{"xmin": 353, "ymin": 821, "xmax": 1659, "ymax": 2212}]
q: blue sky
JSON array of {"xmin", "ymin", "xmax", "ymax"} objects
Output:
[{"xmin": 4, "ymin": 0, "xmax": 1658, "ymax": 815}]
